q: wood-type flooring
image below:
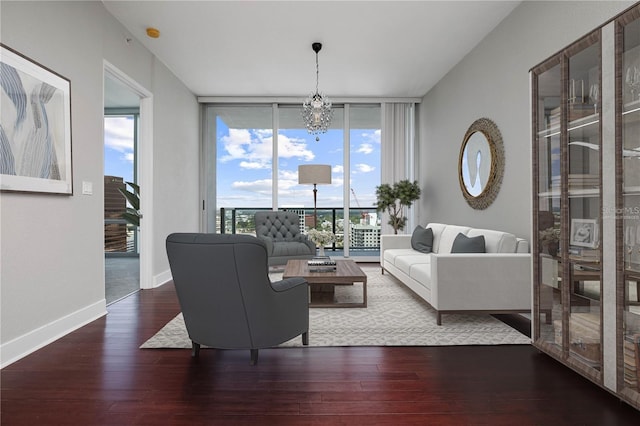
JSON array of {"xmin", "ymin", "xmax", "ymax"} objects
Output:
[{"xmin": 2, "ymin": 281, "xmax": 640, "ymax": 425}]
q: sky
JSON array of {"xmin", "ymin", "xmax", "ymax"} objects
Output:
[
  {"xmin": 104, "ymin": 115, "xmax": 134, "ymax": 184},
  {"xmin": 102, "ymin": 112, "xmax": 381, "ymax": 212},
  {"xmin": 215, "ymin": 116, "xmax": 381, "ymax": 210}
]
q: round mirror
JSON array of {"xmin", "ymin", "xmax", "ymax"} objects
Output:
[{"xmin": 458, "ymin": 118, "xmax": 504, "ymax": 210}]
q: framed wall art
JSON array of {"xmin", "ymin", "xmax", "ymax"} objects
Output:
[
  {"xmin": 570, "ymin": 218, "xmax": 599, "ymax": 249},
  {"xmin": 1, "ymin": 44, "xmax": 72, "ymax": 194}
]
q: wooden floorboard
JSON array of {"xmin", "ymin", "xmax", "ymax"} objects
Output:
[{"xmin": 2, "ymin": 281, "xmax": 640, "ymax": 425}]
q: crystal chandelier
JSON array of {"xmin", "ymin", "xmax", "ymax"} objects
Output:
[{"xmin": 302, "ymin": 42, "xmax": 333, "ymax": 141}]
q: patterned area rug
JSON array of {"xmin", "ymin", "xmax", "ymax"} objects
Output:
[{"xmin": 140, "ymin": 265, "xmax": 530, "ymax": 348}]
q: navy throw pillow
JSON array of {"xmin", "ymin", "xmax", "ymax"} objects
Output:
[
  {"xmin": 411, "ymin": 226, "xmax": 434, "ymax": 253},
  {"xmin": 451, "ymin": 233, "xmax": 485, "ymax": 253}
]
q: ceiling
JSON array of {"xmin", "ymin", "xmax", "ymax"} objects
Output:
[{"xmin": 102, "ymin": 0, "xmax": 520, "ymax": 101}]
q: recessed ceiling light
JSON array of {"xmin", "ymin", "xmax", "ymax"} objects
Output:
[{"xmin": 146, "ymin": 27, "xmax": 160, "ymax": 39}]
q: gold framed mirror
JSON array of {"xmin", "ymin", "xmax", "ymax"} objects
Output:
[{"xmin": 458, "ymin": 118, "xmax": 504, "ymax": 210}]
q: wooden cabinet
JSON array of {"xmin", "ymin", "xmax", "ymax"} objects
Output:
[
  {"xmin": 531, "ymin": 3, "xmax": 640, "ymax": 411},
  {"xmin": 620, "ymin": 6, "xmax": 640, "ymax": 409}
]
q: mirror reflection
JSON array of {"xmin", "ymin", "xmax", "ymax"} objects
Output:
[{"xmin": 461, "ymin": 131, "xmax": 492, "ymax": 196}]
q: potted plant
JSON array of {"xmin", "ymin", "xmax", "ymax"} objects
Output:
[
  {"xmin": 118, "ymin": 181, "xmax": 141, "ymax": 227},
  {"xmin": 375, "ymin": 180, "xmax": 421, "ymax": 234}
]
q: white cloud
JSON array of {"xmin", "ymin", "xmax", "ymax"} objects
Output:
[
  {"xmin": 332, "ymin": 165, "xmax": 343, "ymax": 174},
  {"xmin": 356, "ymin": 143, "xmax": 374, "ymax": 154},
  {"xmin": 278, "ymin": 134, "xmax": 314, "ymax": 160},
  {"xmin": 104, "ymin": 117, "xmax": 134, "ymax": 153},
  {"xmin": 239, "ymin": 161, "xmax": 268, "ymax": 169},
  {"xmin": 219, "ymin": 129, "xmax": 314, "ymax": 169},
  {"xmin": 354, "ymin": 163, "xmax": 375, "ymax": 173},
  {"xmin": 364, "ymin": 129, "xmax": 381, "ymax": 144},
  {"xmin": 279, "ymin": 169, "xmax": 298, "ymax": 181},
  {"xmin": 232, "ymin": 179, "xmax": 272, "ymax": 193}
]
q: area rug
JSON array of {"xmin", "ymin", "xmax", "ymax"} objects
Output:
[{"xmin": 140, "ymin": 265, "xmax": 530, "ymax": 348}]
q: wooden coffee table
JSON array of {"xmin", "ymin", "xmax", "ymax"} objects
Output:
[{"xmin": 283, "ymin": 259, "xmax": 367, "ymax": 308}]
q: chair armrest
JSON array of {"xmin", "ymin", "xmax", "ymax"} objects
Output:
[
  {"xmin": 293, "ymin": 234, "xmax": 316, "ymax": 252},
  {"xmin": 271, "ymin": 277, "xmax": 308, "ymax": 292},
  {"xmin": 255, "ymin": 235, "xmax": 274, "ymax": 254}
]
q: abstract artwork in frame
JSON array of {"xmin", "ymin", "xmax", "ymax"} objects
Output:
[{"xmin": 0, "ymin": 44, "xmax": 72, "ymax": 194}]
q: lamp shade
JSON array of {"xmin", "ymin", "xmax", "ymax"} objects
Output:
[{"xmin": 298, "ymin": 165, "xmax": 332, "ymax": 185}]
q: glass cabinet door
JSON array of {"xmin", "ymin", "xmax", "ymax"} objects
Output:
[
  {"xmin": 532, "ymin": 32, "xmax": 603, "ymax": 377},
  {"xmin": 534, "ymin": 60, "xmax": 563, "ymax": 354},
  {"xmin": 566, "ymin": 39, "xmax": 602, "ymax": 372},
  {"xmin": 620, "ymin": 10, "xmax": 640, "ymax": 400}
]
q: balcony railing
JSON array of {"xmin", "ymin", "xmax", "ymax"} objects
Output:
[
  {"xmin": 218, "ymin": 207, "xmax": 381, "ymax": 254},
  {"xmin": 104, "ymin": 219, "xmax": 138, "ymax": 255}
]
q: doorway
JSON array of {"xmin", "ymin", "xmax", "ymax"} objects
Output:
[{"xmin": 103, "ymin": 62, "xmax": 153, "ymax": 303}]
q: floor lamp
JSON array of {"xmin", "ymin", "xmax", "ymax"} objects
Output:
[{"xmin": 298, "ymin": 164, "xmax": 332, "ymax": 229}]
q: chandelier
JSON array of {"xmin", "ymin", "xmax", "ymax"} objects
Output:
[{"xmin": 302, "ymin": 42, "xmax": 333, "ymax": 141}]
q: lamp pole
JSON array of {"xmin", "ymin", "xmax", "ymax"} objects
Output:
[
  {"xmin": 312, "ymin": 183, "xmax": 318, "ymax": 229},
  {"xmin": 298, "ymin": 164, "xmax": 331, "ymax": 231}
]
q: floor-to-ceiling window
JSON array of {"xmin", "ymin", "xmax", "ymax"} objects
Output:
[
  {"xmin": 204, "ymin": 102, "xmax": 381, "ymax": 258},
  {"xmin": 207, "ymin": 105, "xmax": 273, "ymax": 234},
  {"xmin": 348, "ymin": 105, "xmax": 381, "ymax": 255}
]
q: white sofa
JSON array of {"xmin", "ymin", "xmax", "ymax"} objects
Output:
[{"xmin": 381, "ymin": 223, "xmax": 531, "ymax": 325}]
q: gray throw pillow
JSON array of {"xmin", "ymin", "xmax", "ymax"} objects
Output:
[
  {"xmin": 411, "ymin": 226, "xmax": 433, "ymax": 253},
  {"xmin": 451, "ymin": 233, "xmax": 485, "ymax": 253}
]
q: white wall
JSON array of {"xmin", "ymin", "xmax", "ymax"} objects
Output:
[
  {"xmin": 0, "ymin": 1, "xmax": 200, "ymax": 366},
  {"xmin": 418, "ymin": 0, "xmax": 635, "ymax": 240}
]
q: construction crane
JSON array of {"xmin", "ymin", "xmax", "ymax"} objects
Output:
[{"xmin": 350, "ymin": 188, "xmax": 369, "ymax": 224}]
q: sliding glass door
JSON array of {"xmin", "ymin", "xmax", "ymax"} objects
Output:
[{"xmin": 204, "ymin": 102, "xmax": 381, "ymax": 258}]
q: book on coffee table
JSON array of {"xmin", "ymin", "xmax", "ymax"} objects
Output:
[{"xmin": 307, "ymin": 257, "xmax": 337, "ymax": 272}]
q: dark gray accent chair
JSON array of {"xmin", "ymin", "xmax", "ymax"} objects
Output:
[
  {"xmin": 165, "ymin": 233, "xmax": 309, "ymax": 365},
  {"xmin": 254, "ymin": 211, "xmax": 316, "ymax": 266}
]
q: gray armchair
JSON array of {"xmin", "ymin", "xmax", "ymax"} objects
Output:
[
  {"xmin": 165, "ymin": 233, "xmax": 309, "ymax": 365},
  {"xmin": 254, "ymin": 210, "xmax": 316, "ymax": 266}
]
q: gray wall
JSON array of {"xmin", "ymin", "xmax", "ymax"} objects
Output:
[
  {"xmin": 418, "ymin": 0, "xmax": 634, "ymax": 240},
  {"xmin": 0, "ymin": 1, "xmax": 200, "ymax": 366}
]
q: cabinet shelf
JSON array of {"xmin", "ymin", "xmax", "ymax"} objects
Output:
[
  {"xmin": 623, "ymin": 99, "xmax": 640, "ymax": 115},
  {"xmin": 568, "ymin": 114, "xmax": 599, "ymax": 132},
  {"xmin": 537, "ymin": 114, "xmax": 600, "ymax": 137},
  {"xmin": 568, "ymin": 188, "xmax": 600, "ymax": 197},
  {"xmin": 624, "ymin": 186, "xmax": 640, "ymax": 195}
]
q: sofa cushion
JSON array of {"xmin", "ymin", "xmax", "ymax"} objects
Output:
[
  {"xmin": 425, "ymin": 223, "xmax": 447, "ymax": 252},
  {"xmin": 272, "ymin": 241, "xmax": 315, "ymax": 257},
  {"xmin": 467, "ymin": 228, "xmax": 517, "ymax": 253},
  {"xmin": 411, "ymin": 225, "xmax": 434, "ymax": 253},
  {"xmin": 384, "ymin": 249, "xmax": 418, "ymax": 265},
  {"xmin": 409, "ymin": 263, "xmax": 431, "ymax": 291},
  {"xmin": 395, "ymin": 254, "xmax": 431, "ymax": 276},
  {"xmin": 437, "ymin": 225, "xmax": 472, "ymax": 253},
  {"xmin": 451, "ymin": 233, "xmax": 486, "ymax": 253}
]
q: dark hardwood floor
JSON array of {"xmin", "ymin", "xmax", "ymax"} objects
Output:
[{"xmin": 2, "ymin": 282, "xmax": 640, "ymax": 425}]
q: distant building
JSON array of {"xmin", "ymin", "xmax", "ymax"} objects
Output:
[
  {"xmin": 350, "ymin": 224, "xmax": 381, "ymax": 248},
  {"xmin": 104, "ymin": 176, "xmax": 127, "ymax": 252}
]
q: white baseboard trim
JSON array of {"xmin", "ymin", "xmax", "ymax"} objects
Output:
[
  {"xmin": 153, "ymin": 269, "xmax": 172, "ymax": 288},
  {"xmin": 0, "ymin": 300, "xmax": 107, "ymax": 369}
]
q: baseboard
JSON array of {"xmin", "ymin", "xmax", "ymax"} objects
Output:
[
  {"xmin": 0, "ymin": 300, "xmax": 107, "ymax": 369},
  {"xmin": 154, "ymin": 269, "xmax": 172, "ymax": 287}
]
